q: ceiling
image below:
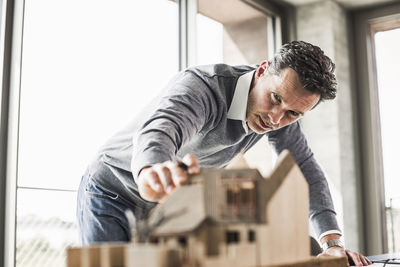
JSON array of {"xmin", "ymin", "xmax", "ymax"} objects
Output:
[
  {"xmin": 196, "ymin": 0, "xmax": 399, "ymax": 24},
  {"xmin": 199, "ymin": 0, "xmax": 266, "ymax": 24},
  {"xmin": 280, "ymin": 0, "xmax": 399, "ymax": 9}
]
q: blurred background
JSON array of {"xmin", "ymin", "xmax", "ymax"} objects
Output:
[{"xmin": 0, "ymin": 0, "xmax": 399, "ymax": 266}]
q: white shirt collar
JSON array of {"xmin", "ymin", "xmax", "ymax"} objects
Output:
[{"xmin": 227, "ymin": 70, "xmax": 255, "ymax": 134}]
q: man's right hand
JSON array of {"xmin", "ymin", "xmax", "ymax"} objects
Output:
[{"xmin": 137, "ymin": 154, "xmax": 200, "ymax": 202}]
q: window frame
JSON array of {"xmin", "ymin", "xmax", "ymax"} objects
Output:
[{"xmin": 352, "ymin": 1, "xmax": 400, "ymax": 255}]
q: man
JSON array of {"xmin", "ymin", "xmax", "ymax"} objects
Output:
[{"xmin": 77, "ymin": 41, "xmax": 371, "ymax": 266}]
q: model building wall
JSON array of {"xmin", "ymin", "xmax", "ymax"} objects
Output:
[{"xmin": 257, "ymin": 153, "xmax": 310, "ymax": 265}]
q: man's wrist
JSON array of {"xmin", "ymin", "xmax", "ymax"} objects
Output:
[
  {"xmin": 320, "ymin": 234, "xmax": 345, "ymax": 251},
  {"xmin": 320, "ymin": 232, "xmax": 341, "ymax": 243},
  {"xmin": 321, "ymin": 239, "xmax": 345, "ymax": 251}
]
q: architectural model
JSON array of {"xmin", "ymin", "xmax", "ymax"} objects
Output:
[{"xmin": 67, "ymin": 150, "xmax": 346, "ymax": 267}]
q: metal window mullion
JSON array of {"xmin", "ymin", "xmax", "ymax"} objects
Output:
[
  {"xmin": 0, "ymin": 0, "xmax": 15, "ymax": 266},
  {"xmin": 178, "ymin": 0, "xmax": 187, "ymax": 70},
  {"xmin": 274, "ymin": 16, "xmax": 282, "ymax": 51},
  {"xmin": 178, "ymin": 0, "xmax": 197, "ymax": 70},
  {"xmin": 1, "ymin": 0, "xmax": 25, "ymax": 266},
  {"xmin": 267, "ymin": 16, "xmax": 275, "ymax": 58},
  {"xmin": 186, "ymin": 0, "xmax": 197, "ymax": 67}
]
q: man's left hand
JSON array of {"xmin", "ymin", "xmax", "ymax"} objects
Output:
[{"xmin": 318, "ymin": 246, "xmax": 372, "ymax": 266}]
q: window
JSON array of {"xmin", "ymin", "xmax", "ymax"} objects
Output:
[
  {"xmin": 240, "ymin": 181, "xmax": 255, "ymax": 204},
  {"xmin": 221, "ymin": 176, "xmax": 256, "ymax": 220},
  {"xmin": 353, "ymin": 3, "xmax": 400, "ymax": 254},
  {"xmin": 149, "ymin": 237, "xmax": 159, "ymax": 244},
  {"xmin": 226, "ymin": 181, "xmax": 255, "ymax": 206},
  {"xmin": 248, "ymin": 230, "xmax": 256, "ymax": 242},
  {"xmin": 226, "ymin": 231, "xmax": 240, "ymax": 244},
  {"xmin": 177, "ymin": 236, "xmax": 187, "ymax": 247},
  {"xmin": 374, "ymin": 27, "xmax": 400, "ymax": 253},
  {"xmin": 15, "ymin": 1, "xmax": 178, "ymax": 266},
  {"xmin": 226, "ymin": 183, "xmax": 240, "ymax": 205}
]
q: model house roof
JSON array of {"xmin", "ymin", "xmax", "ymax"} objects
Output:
[{"xmin": 149, "ymin": 183, "xmax": 208, "ymax": 236}]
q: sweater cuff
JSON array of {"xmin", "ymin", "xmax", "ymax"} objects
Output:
[
  {"xmin": 318, "ymin": 230, "xmax": 343, "ymax": 242},
  {"xmin": 131, "ymin": 150, "xmax": 172, "ymax": 184},
  {"xmin": 311, "ymin": 210, "xmax": 341, "ymax": 238}
]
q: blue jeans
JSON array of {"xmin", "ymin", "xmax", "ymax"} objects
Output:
[{"xmin": 77, "ymin": 170, "xmax": 143, "ymax": 245}]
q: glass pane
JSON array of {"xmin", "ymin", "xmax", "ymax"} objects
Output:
[
  {"xmin": 196, "ymin": 13, "xmax": 223, "ymax": 65},
  {"xmin": 17, "ymin": 0, "xmax": 178, "ymax": 190},
  {"xmin": 375, "ymin": 27, "xmax": 400, "ymax": 253},
  {"xmin": 16, "ymin": 189, "xmax": 77, "ymax": 267},
  {"xmin": 197, "ymin": 0, "xmax": 270, "ymax": 66}
]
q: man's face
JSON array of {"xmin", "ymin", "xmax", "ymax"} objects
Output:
[{"xmin": 246, "ymin": 61, "xmax": 320, "ymax": 134}]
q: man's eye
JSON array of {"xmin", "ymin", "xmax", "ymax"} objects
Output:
[
  {"xmin": 288, "ymin": 110, "xmax": 300, "ymax": 118},
  {"xmin": 272, "ymin": 93, "xmax": 281, "ymax": 104}
]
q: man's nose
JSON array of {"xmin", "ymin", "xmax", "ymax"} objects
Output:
[{"xmin": 268, "ymin": 109, "xmax": 284, "ymax": 125}]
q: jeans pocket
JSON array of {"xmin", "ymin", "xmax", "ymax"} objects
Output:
[{"xmin": 85, "ymin": 178, "xmax": 119, "ymax": 201}]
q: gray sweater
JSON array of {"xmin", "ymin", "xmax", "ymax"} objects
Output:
[{"xmin": 88, "ymin": 64, "xmax": 340, "ymax": 238}]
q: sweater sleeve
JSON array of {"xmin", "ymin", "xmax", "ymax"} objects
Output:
[
  {"xmin": 131, "ymin": 71, "xmax": 217, "ymax": 182},
  {"xmin": 267, "ymin": 121, "xmax": 342, "ymax": 238}
]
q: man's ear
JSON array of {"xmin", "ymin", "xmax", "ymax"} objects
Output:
[{"xmin": 256, "ymin": 60, "xmax": 270, "ymax": 78}]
